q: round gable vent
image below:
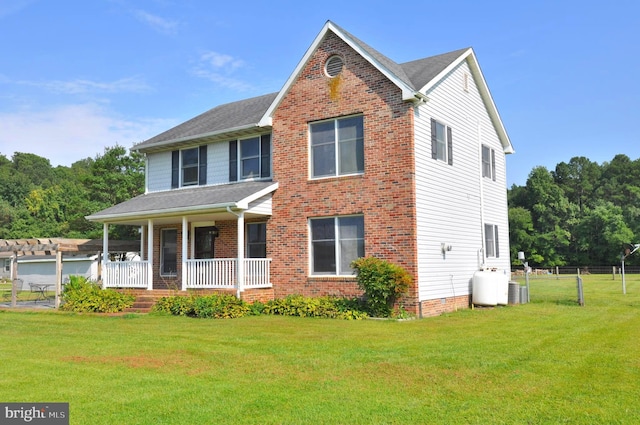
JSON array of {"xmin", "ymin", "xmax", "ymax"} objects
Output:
[{"xmin": 325, "ymin": 55, "xmax": 344, "ymax": 77}]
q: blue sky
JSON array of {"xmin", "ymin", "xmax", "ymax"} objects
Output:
[{"xmin": 1, "ymin": 0, "xmax": 638, "ymax": 187}]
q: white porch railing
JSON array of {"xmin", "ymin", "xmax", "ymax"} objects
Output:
[
  {"xmin": 185, "ymin": 258, "xmax": 272, "ymax": 289},
  {"xmin": 102, "ymin": 258, "xmax": 272, "ymax": 290},
  {"xmin": 104, "ymin": 260, "xmax": 149, "ymax": 288},
  {"xmin": 186, "ymin": 259, "xmax": 236, "ymax": 289},
  {"xmin": 243, "ymin": 258, "xmax": 272, "ymax": 289}
]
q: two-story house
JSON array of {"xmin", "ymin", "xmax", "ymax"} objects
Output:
[{"xmin": 87, "ymin": 21, "xmax": 514, "ymax": 317}]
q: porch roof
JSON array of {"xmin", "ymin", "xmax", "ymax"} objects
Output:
[{"xmin": 85, "ymin": 181, "xmax": 278, "ymax": 225}]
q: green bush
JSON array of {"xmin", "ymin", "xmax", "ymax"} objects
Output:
[
  {"xmin": 153, "ymin": 295, "xmax": 196, "ymax": 316},
  {"xmin": 60, "ymin": 275, "xmax": 135, "ymax": 313},
  {"xmin": 153, "ymin": 293, "xmax": 250, "ymax": 319},
  {"xmin": 263, "ymin": 295, "xmax": 368, "ymax": 320},
  {"xmin": 193, "ymin": 294, "xmax": 249, "ymax": 319},
  {"xmin": 153, "ymin": 293, "xmax": 367, "ymax": 320},
  {"xmin": 351, "ymin": 257, "xmax": 412, "ymax": 317}
]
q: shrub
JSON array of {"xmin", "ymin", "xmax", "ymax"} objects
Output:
[
  {"xmin": 263, "ymin": 295, "xmax": 368, "ymax": 320},
  {"xmin": 153, "ymin": 293, "xmax": 250, "ymax": 319},
  {"xmin": 193, "ymin": 294, "xmax": 249, "ymax": 319},
  {"xmin": 153, "ymin": 295, "xmax": 196, "ymax": 316},
  {"xmin": 351, "ymin": 257, "xmax": 412, "ymax": 317},
  {"xmin": 60, "ymin": 275, "xmax": 135, "ymax": 313}
]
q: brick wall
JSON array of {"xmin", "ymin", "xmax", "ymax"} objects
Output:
[
  {"xmin": 270, "ymin": 30, "xmax": 419, "ymax": 310},
  {"xmin": 419, "ymin": 295, "xmax": 471, "ymax": 317}
]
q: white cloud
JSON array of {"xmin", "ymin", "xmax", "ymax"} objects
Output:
[
  {"xmin": 200, "ymin": 51, "xmax": 244, "ymax": 70},
  {"xmin": 0, "ymin": 104, "xmax": 175, "ymax": 166},
  {"xmin": 133, "ymin": 9, "xmax": 179, "ymax": 34},
  {"xmin": 192, "ymin": 51, "xmax": 252, "ymax": 91},
  {"xmin": 15, "ymin": 76, "xmax": 152, "ymax": 95}
]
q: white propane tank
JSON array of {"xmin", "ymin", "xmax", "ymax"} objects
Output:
[
  {"xmin": 497, "ymin": 270, "xmax": 509, "ymax": 306},
  {"xmin": 472, "ymin": 270, "xmax": 498, "ymax": 306}
]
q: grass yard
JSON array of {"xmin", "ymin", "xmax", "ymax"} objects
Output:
[{"xmin": 1, "ymin": 274, "xmax": 639, "ymax": 424}]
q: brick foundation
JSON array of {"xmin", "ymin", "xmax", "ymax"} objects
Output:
[{"xmin": 419, "ymin": 295, "xmax": 471, "ymax": 318}]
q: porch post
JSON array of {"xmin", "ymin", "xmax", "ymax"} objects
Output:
[
  {"xmin": 147, "ymin": 219, "xmax": 154, "ymax": 290},
  {"xmin": 139, "ymin": 226, "xmax": 145, "ymax": 259},
  {"xmin": 236, "ymin": 211, "xmax": 245, "ymax": 298},
  {"xmin": 102, "ymin": 223, "xmax": 109, "ymax": 289},
  {"xmin": 181, "ymin": 216, "xmax": 188, "ymax": 291}
]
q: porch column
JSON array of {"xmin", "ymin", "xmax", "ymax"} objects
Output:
[
  {"xmin": 139, "ymin": 226, "xmax": 145, "ymax": 259},
  {"xmin": 147, "ymin": 219, "xmax": 154, "ymax": 290},
  {"xmin": 181, "ymin": 216, "xmax": 188, "ymax": 291},
  {"xmin": 236, "ymin": 211, "xmax": 245, "ymax": 298},
  {"xmin": 102, "ymin": 223, "xmax": 109, "ymax": 289}
]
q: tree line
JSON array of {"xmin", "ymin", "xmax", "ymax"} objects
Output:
[
  {"xmin": 509, "ymin": 154, "xmax": 640, "ymax": 267},
  {"xmin": 0, "ymin": 146, "xmax": 144, "ymax": 241},
  {"xmin": 2, "ymin": 147, "xmax": 638, "ymax": 267}
]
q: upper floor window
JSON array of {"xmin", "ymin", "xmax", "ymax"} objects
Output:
[
  {"xmin": 310, "ymin": 116, "xmax": 364, "ymax": 178},
  {"xmin": 229, "ymin": 134, "xmax": 271, "ymax": 182},
  {"xmin": 482, "ymin": 145, "xmax": 496, "ymax": 181},
  {"xmin": 172, "ymin": 146, "xmax": 207, "ymax": 188},
  {"xmin": 431, "ymin": 118, "xmax": 453, "ymax": 165},
  {"xmin": 310, "ymin": 215, "xmax": 364, "ymax": 275},
  {"xmin": 182, "ymin": 148, "xmax": 199, "ymax": 186},
  {"xmin": 484, "ymin": 224, "xmax": 500, "ymax": 258}
]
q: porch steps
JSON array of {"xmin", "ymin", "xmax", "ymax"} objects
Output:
[{"xmin": 122, "ymin": 291, "xmax": 181, "ymax": 313}]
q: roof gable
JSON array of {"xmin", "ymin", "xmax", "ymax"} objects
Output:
[{"xmin": 133, "ymin": 20, "xmax": 512, "ymax": 155}]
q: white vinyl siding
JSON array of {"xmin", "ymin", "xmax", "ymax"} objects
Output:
[
  {"xmin": 414, "ymin": 60, "xmax": 510, "ymax": 302},
  {"xmin": 145, "ymin": 141, "xmax": 235, "ymax": 192}
]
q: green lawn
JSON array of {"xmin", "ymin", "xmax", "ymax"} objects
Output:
[{"xmin": 1, "ymin": 274, "xmax": 639, "ymax": 424}]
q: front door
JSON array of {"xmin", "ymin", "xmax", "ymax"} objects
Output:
[{"xmin": 194, "ymin": 226, "xmax": 217, "ymax": 259}]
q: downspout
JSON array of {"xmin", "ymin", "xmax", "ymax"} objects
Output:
[
  {"xmin": 226, "ymin": 206, "xmax": 245, "ymax": 299},
  {"xmin": 181, "ymin": 216, "xmax": 188, "ymax": 291}
]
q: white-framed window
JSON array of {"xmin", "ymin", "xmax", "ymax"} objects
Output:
[
  {"xmin": 4, "ymin": 259, "xmax": 9, "ymax": 272},
  {"xmin": 484, "ymin": 224, "xmax": 500, "ymax": 258},
  {"xmin": 310, "ymin": 115, "xmax": 364, "ymax": 178},
  {"xmin": 431, "ymin": 118, "xmax": 453, "ymax": 165},
  {"xmin": 310, "ymin": 215, "xmax": 364, "ymax": 275},
  {"xmin": 161, "ymin": 228, "xmax": 177, "ymax": 276},
  {"xmin": 246, "ymin": 222, "xmax": 267, "ymax": 258},
  {"xmin": 482, "ymin": 145, "xmax": 496, "ymax": 181},
  {"xmin": 172, "ymin": 146, "xmax": 207, "ymax": 188},
  {"xmin": 229, "ymin": 134, "xmax": 271, "ymax": 181}
]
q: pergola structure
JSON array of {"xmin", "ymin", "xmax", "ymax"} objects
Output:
[{"xmin": 0, "ymin": 238, "xmax": 140, "ymax": 308}]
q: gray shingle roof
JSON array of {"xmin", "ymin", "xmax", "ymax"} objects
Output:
[
  {"xmin": 134, "ymin": 92, "xmax": 278, "ymax": 151},
  {"xmin": 86, "ymin": 181, "xmax": 276, "ymax": 221},
  {"xmin": 400, "ymin": 47, "xmax": 470, "ymax": 90}
]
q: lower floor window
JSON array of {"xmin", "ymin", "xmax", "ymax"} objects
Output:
[
  {"xmin": 161, "ymin": 228, "xmax": 177, "ymax": 275},
  {"xmin": 247, "ymin": 222, "xmax": 267, "ymax": 258},
  {"xmin": 310, "ymin": 215, "xmax": 364, "ymax": 275},
  {"xmin": 484, "ymin": 224, "xmax": 500, "ymax": 258}
]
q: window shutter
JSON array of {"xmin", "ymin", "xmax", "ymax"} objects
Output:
[
  {"xmin": 495, "ymin": 226, "xmax": 500, "ymax": 258},
  {"xmin": 491, "ymin": 149, "xmax": 496, "ymax": 181},
  {"xmin": 229, "ymin": 141, "xmax": 238, "ymax": 182},
  {"xmin": 171, "ymin": 150, "xmax": 179, "ymax": 188},
  {"xmin": 260, "ymin": 134, "xmax": 271, "ymax": 178},
  {"xmin": 430, "ymin": 118, "xmax": 437, "ymax": 160},
  {"xmin": 199, "ymin": 145, "xmax": 207, "ymax": 185},
  {"xmin": 447, "ymin": 126, "xmax": 453, "ymax": 166}
]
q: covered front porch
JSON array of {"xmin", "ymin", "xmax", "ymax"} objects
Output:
[{"xmin": 87, "ymin": 181, "xmax": 278, "ymax": 297}]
